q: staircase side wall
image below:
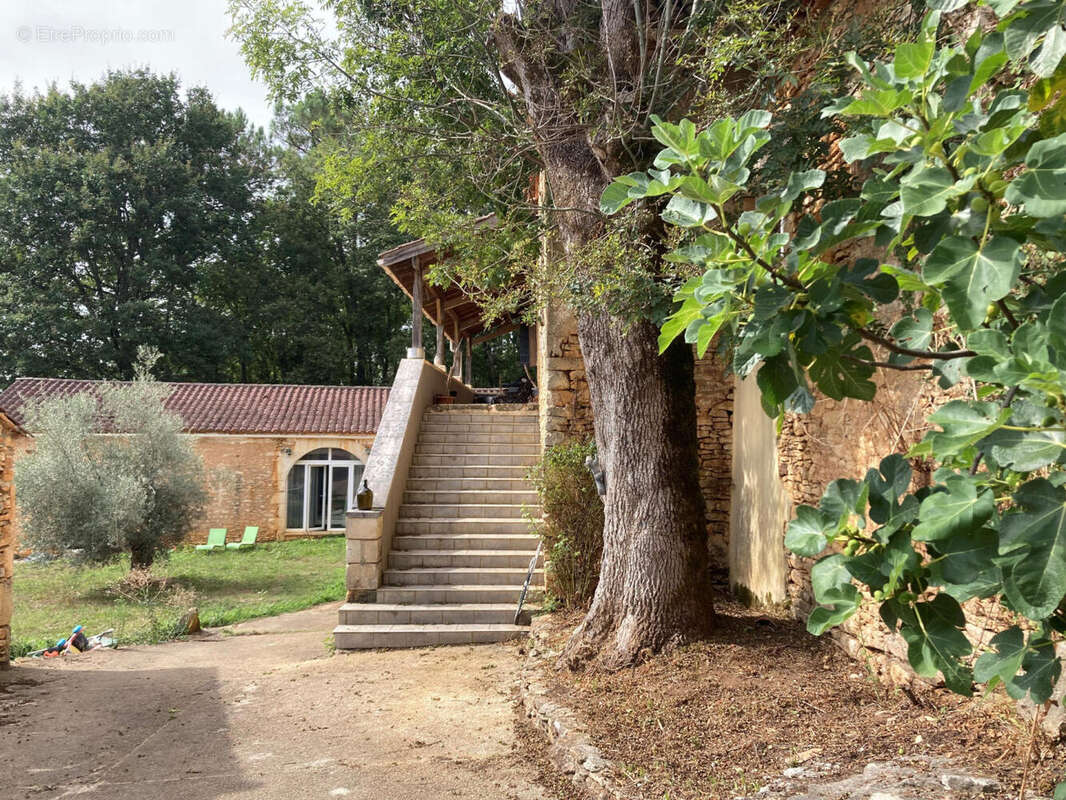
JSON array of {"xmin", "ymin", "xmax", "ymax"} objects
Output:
[{"xmin": 354, "ymin": 360, "xmax": 470, "ymax": 596}]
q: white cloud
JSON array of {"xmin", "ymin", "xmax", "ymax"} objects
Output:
[{"xmin": 0, "ymin": 0, "xmax": 274, "ymax": 130}]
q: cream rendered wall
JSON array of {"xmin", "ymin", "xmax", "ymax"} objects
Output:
[{"xmin": 728, "ymin": 374, "xmax": 789, "ymax": 606}]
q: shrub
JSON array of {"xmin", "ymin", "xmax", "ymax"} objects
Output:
[
  {"xmin": 15, "ymin": 352, "xmax": 207, "ymax": 570},
  {"xmin": 528, "ymin": 439, "xmax": 604, "ymax": 607}
]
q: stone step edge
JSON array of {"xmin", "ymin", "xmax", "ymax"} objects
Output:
[
  {"xmin": 377, "ymin": 584, "xmax": 545, "ymax": 592},
  {"xmin": 396, "ymin": 520, "xmax": 541, "ymax": 526},
  {"xmin": 339, "ymin": 602, "xmax": 538, "ymax": 612},
  {"xmin": 335, "ymin": 623, "xmax": 529, "ymax": 632},
  {"xmin": 404, "ymin": 489, "xmax": 538, "ymax": 495},
  {"xmin": 384, "ymin": 567, "xmax": 545, "ymax": 576},
  {"xmin": 388, "ymin": 548, "xmax": 540, "ymax": 556},
  {"xmin": 392, "ymin": 534, "xmax": 540, "ymax": 540}
]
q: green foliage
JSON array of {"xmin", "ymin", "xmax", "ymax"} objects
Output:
[
  {"xmin": 527, "ymin": 440, "xmax": 605, "ymax": 608},
  {"xmin": 0, "ymin": 70, "xmax": 265, "ymax": 382},
  {"xmin": 602, "ymin": 0, "xmax": 1066, "ymax": 768},
  {"xmin": 0, "ymin": 73, "xmax": 426, "ymax": 388},
  {"xmin": 15, "ymin": 352, "xmax": 207, "ymax": 569},
  {"xmin": 10, "ymin": 538, "xmax": 346, "ymax": 657}
]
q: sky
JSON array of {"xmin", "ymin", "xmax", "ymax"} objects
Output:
[{"xmin": 0, "ymin": 0, "xmax": 276, "ymax": 130}]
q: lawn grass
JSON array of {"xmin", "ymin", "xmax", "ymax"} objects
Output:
[{"xmin": 11, "ymin": 537, "xmax": 346, "ymax": 657}]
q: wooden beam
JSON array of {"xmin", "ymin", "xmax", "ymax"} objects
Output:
[
  {"xmin": 464, "ymin": 337, "xmax": 472, "ymax": 386},
  {"xmin": 471, "ymin": 322, "xmax": 521, "ymax": 345},
  {"xmin": 411, "ymin": 257, "xmax": 423, "ymax": 352},
  {"xmin": 434, "ymin": 299, "xmax": 445, "ymax": 367}
]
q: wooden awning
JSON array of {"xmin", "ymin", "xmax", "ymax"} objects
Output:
[{"xmin": 377, "ymin": 214, "xmax": 520, "ymax": 345}]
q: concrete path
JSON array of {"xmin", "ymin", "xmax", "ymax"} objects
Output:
[{"xmin": 1, "ymin": 604, "xmax": 549, "ymax": 800}]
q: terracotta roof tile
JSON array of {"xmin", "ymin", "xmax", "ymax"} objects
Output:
[{"xmin": 0, "ymin": 378, "xmax": 389, "ymax": 435}]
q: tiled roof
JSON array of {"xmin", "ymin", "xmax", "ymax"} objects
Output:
[{"xmin": 0, "ymin": 378, "xmax": 389, "ymax": 435}]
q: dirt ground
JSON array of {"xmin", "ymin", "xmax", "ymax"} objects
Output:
[
  {"xmin": 0, "ymin": 604, "xmax": 558, "ymax": 800},
  {"xmin": 538, "ymin": 601, "xmax": 1066, "ymax": 800}
]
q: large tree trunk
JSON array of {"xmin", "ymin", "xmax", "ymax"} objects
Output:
[
  {"xmin": 495, "ymin": 2, "xmax": 715, "ymax": 668},
  {"xmin": 538, "ymin": 140, "xmax": 713, "ymax": 668},
  {"xmin": 564, "ymin": 317, "xmax": 713, "ymax": 668}
]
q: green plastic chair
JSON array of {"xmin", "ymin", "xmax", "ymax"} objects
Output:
[
  {"xmin": 195, "ymin": 528, "xmax": 227, "ymax": 552},
  {"xmin": 226, "ymin": 526, "xmax": 259, "ymax": 550}
]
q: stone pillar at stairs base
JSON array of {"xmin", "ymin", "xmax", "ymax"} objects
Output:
[{"xmin": 346, "ymin": 510, "xmax": 384, "ymax": 601}]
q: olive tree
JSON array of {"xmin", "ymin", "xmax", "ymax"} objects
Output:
[{"xmin": 16, "ymin": 361, "xmax": 206, "ymax": 570}]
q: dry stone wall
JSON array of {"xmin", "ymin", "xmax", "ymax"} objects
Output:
[
  {"xmin": 538, "ymin": 305, "xmax": 594, "ymax": 448},
  {"xmin": 781, "ymin": 368, "xmax": 944, "ymax": 681},
  {"xmin": 694, "ymin": 352, "xmax": 734, "ymax": 564},
  {"xmin": 774, "ymin": 369, "xmax": 1041, "ymax": 704},
  {"xmin": 0, "ymin": 414, "xmax": 17, "ymax": 667}
]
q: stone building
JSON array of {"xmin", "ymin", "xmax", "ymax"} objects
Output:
[
  {"xmin": 0, "ymin": 410, "xmax": 22, "ymax": 667},
  {"xmin": 0, "ymin": 379, "xmax": 388, "ymax": 545}
]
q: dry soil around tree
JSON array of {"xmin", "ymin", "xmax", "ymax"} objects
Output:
[
  {"xmin": 538, "ymin": 600, "xmax": 1065, "ymax": 800},
  {"xmin": 0, "ymin": 604, "xmax": 559, "ymax": 800}
]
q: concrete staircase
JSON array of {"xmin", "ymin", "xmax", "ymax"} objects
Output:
[{"xmin": 334, "ymin": 404, "xmax": 543, "ymax": 648}]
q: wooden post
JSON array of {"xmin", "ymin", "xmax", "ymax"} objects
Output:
[
  {"xmin": 410, "ymin": 257, "xmax": 423, "ymax": 356},
  {"xmin": 434, "ymin": 298, "xmax": 445, "ymax": 367},
  {"xmin": 464, "ymin": 337, "xmax": 472, "ymax": 386}
]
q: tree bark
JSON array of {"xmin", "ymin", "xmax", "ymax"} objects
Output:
[
  {"xmin": 565, "ymin": 319, "xmax": 713, "ymax": 668},
  {"xmin": 130, "ymin": 542, "xmax": 155, "ymax": 571},
  {"xmin": 493, "ymin": 1, "xmax": 715, "ymax": 668}
]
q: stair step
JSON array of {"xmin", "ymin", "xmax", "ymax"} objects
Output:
[
  {"xmin": 418, "ymin": 432, "xmax": 539, "ymax": 445},
  {"xmin": 416, "ymin": 442, "xmax": 540, "ymax": 455},
  {"xmin": 420, "ymin": 421, "xmax": 540, "ymax": 434},
  {"xmin": 406, "ymin": 477, "xmax": 533, "ymax": 491},
  {"xmin": 383, "ymin": 567, "xmax": 542, "ymax": 586},
  {"xmin": 402, "ymin": 489, "xmax": 539, "ymax": 506},
  {"xmin": 392, "ymin": 533, "xmax": 541, "ymax": 551},
  {"xmin": 338, "ymin": 602, "xmax": 536, "ymax": 625},
  {"xmin": 399, "ymin": 503, "xmax": 536, "ymax": 519},
  {"xmin": 412, "ymin": 453, "xmax": 539, "ymax": 467},
  {"xmin": 376, "ymin": 584, "xmax": 543, "ymax": 604},
  {"xmin": 389, "ymin": 549, "xmax": 541, "ymax": 569},
  {"xmin": 333, "ymin": 623, "xmax": 529, "ymax": 649},
  {"xmin": 407, "ymin": 465, "xmax": 531, "ymax": 479},
  {"xmin": 396, "ymin": 518, "xmax": 536, "ymax": 536},
  {"xmin": 425, "ymin": 405, "xmax": 535, "ymax": 416}
]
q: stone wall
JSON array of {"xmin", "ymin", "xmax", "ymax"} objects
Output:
[
  {"xmin": 0, "ymin": 414, "xmax": 18, "ymax": 667},
  {"xmin": 538, "ymin": 304, "xmax": 594, "ymax": 448},
  {"xmin": 192, "ymin": 434, "xmax": 374, "ymax": 545},
  {"xmin": 6, "ymin": 432, "xmax": 374, "ymax": 549},
  {"xmin": 777, "ymin": 368, "xmax": 966, "ymax": 685},
  {"xmin": 694, "ymin": 351, "xmax": 734, "ymax": 564}
]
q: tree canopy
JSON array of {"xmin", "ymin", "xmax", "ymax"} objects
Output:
[{"xmin": 0, "ymin": 70, "xmax": 519, "ymax": 388}]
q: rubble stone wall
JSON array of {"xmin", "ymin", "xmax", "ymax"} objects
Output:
[
  {"xmin": 694, "ymin": 351, "xmax": 734, "ymax": 565},
  {"xmin": 538, "ymin": 305, "xmax": 594, "ymax": 449},
  {"xmin": 776, "ymin": 369, "xmax": 996, "ymax": 686},
  {"xmin": 0, "ymin": 414, "xmax": 17, "ymax": 667}
]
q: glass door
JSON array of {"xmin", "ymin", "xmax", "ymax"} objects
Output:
[
  {"xmin": 329, "ymin": 465, "xmax": 350, "ymax": 530},
  {"xmin": 307, "ymin": 465, "xmax": 327, "ymax": 530}
]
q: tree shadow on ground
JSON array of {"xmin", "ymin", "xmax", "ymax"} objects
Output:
[{"xmin": 0, "ymin": 663, "xmax": 258, "ymax": 800}]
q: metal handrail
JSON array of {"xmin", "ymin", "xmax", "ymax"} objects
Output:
[{"xmin": 514, "ymin": 540, "xmax": 542, "ymax": 625}]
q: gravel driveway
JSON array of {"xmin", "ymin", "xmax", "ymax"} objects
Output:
[{"xmin": 1, "ymin": 604, "xmax": 549, "ymax": 800}]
